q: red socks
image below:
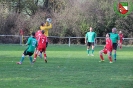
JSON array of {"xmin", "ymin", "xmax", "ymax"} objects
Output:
[
  {"xmin": 100, "ymin": 55, "xmax": 104, "ymax": 60},
  {"xmin": 44, "ymin": 53, "xmax": 46, "ymax": 57},
  {"xmin": 34, "ymin": 54, "xmax": 37, "ymax": 58},
  {"xmin": 108, "ymin": 56, "xmax": 112, "ymax": 62}
]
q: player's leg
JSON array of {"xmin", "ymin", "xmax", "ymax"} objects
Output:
[
  {"xmin": 91, "ymin": 43, "xmax": 95, "ymax": 56},
  {"xmin": 113, "ymin": 50, "xmax": 117, "ymax": 61},
  {"xmin": 42, "ymin": 48, "xmax": 47, "ymax": 63},
  {"xmin": 99, "ymin": 49, "xmax": 105, "ymax": 62},
  {"xmin": 43, "ymin": 52, "xmax": 47, "ymax": 63},
  {"xmin": 28, "ymin": 52, "xmax": 34, "ymax": 64},
  {"xmin": 107, "ymin": 51, "xmax": 113, "ymax": 63},
  {"xmin": 38, "ymin": 51, "xmax": 42, "ymax": 58},
  {"xmin": 16, "ymin": 49, "xmax": 28, "ymax": 64},
  {"xmin": 36, "ymin": 47, "xmax": 42, "ymax": 58},
  {"xmin": 33, "ymin": 49, "xmax": 40, "ymax": 62},
  {"xmin": 16, "ymin": 54, "xmax": 25, "ymax": 64},
  {"xmin": 119, "ymin": 41, "xmax": 122, "ymax": 49},
  {"xmin": 87, "ymin": 42, "xmax": 90, "ymax": 55},
  {"xmin": 113, "ymin": 43, "xmax": 117, "ymax": 62}
]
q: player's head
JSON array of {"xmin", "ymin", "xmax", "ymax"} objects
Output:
[
  {"xmin": 106, "ymin": 33, "xmax": 110, "ymax": 38},
  {"xmin": 41, "ymin": 22, "xmax": 44, "ymax": 26},
  {"xmin": 112, "ymin": 28, "xmax": 117, "ymax": 33},
  {"xmin": 31, "ymin": 32, "xmax": 35, "ymax": 37},
  {"xmin": 119, "ymin": 31, "xmax": 122, "ymax": 34},
  {"xmin": 90, "ymin": 27, "xmax": 93, "ymax": 32},
  {"xmin": 41, "ymin": 30, "xmax": 45, "ymax": 34}
]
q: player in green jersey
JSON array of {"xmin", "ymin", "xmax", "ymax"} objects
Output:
[
  {"xmin": 85, "ymin": 27, "xmax": 97, "ymax": 56},
  {"xmin": 17, "ymin": 32, "xmax": 38, "ymax": 64},
  {"xmin": 109, "ymin": 28, "xmax": 120, "ymax": 62}
]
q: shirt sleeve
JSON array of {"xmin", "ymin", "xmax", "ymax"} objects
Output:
[{"xmin": 44, "ymin": 23, "xmax": 52, "ymax": 30}]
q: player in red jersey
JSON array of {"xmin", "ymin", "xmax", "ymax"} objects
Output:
[
  {"xmin": 99, "ymin": 33, "xmax": 113, "ymax": 63},
  {"xmin": 34, "ymin": 30, "xmax": 43, "ymax": 58},
  {"xmin": 33, "ymin": 30, "xmax": 47, "ymax": 63},
  {"xmin": 118, "ymin": 31, "xmax": 124, "ymax": 49},
  {"xmin": 35, "ymin": 30, "xmax": 42, "ymax": 41}
]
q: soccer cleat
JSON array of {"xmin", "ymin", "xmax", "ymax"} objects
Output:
[
  {"xmin": 109, "ymin": 61, "xmax": 113, "ymax": 63},
  {"xmin": 114, "ymin": 59, "xmax": 116, "ymax": 62},
  {"xmin": 30, "ymin": 62, "xmax": 34, "ymax": 65},
  {"xmin": 16, "ymin": 62, "xmax": 22, "ymax": 65},
  {"xmin": 91, "ymin": 54, "xmax": 94, "ymax": 56},
  {"xmin": 99, "ymin": 60, "xmax": 104, "ymax": 62},
  {"xmin": 45, "ymin": 59, "xmax": 47, "ymax": 63},
  {"xmin": 32, "ymin": 60, "xmax": 36, "ymax": 63}
]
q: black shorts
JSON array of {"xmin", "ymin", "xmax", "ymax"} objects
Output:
[
  {"xmin": 87, "ymin": 42, "xmax": 94, "ymax": 46},
  {"xmin": 23, "ymin": 48, "xmax": 33, "ymax": 56},
  {"xmin": 113, "ymin": 43, "xmax": 118, "ymax": 50},
  {"xmin": 46, "ymin": 42, "xmax": 48, "ymax": 47}
]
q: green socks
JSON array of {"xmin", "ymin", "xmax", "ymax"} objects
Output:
[
  {"xmin": 114, "ymin": 53, "xmax": 116, "ymax": 60},
  {"xmin": 29, "ymin": 56, "xmax": 33, "ymax": 63},
  {"xmin": 87, "ymin": 49, "xmax": 94, "ymax": 54},
  {"xmin": 20, "ymin": 57, "xmax": 24, "ymax": 63},
  {"xmin": 92, "ymin": 50, "xmax": 94, "ymax": 54},
  {"xmin": 87, "ymin": 49, "xmax": 90, "ymax": 54}
]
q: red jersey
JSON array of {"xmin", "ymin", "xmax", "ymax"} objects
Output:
[
  {"xmin": 38, "ymin": 34, "xmax": 47, "ymax": 48},
  {"xmin": 105, "ymin": 38, "xmax": 113, "ymax": 51},
  {"xmin": 35, "ymin": 30, "xmax": 42, "ymax": 41},
  {"xmin": 119, "ymin": 33, "xmax": 123, "ymax": 41}
]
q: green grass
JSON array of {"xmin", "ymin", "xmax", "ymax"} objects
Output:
[{"xmin": 0, "ymin": 44, "xmax": 133, "ymax": 88}]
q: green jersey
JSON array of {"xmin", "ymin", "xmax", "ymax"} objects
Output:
[
  {"xmin": 85, "ymin": 32, "xmax": 96, "ymax": 42},
  {"xmin": 26, "ymin": 36, "xmax": 37, "ymax": 53},
  {"xmin": 109, "ymin": 33, "xmax": 120, "ymax": 43}
]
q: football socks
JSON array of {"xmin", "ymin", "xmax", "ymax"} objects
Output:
[
  {"xmin": 113, "ymin": 53, "xmax": 116, "ymax": 60},
  {"xmin": 29, "ymin": 56, "xmax": 33, "ymax": 63},
  {"xmin": 20, "ymin": 56, "xmax": 24, "ymax": 63},
  {"xmin": 87, "ymin": 49, "xmax": 90, "ymax": 54},
  {"xmin": 100, "ymin": 55, "xmax": 104, "ymax": 60},
  {"xmin": 92, "ymin": 50, "xmax": 94, "ymax": 54}
]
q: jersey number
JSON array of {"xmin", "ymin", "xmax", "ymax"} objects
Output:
[
  {"xmin": 42, "ymin": 39, "xmax": 45, "ymax": 43},
  {"xmin": 32, "ymin": 41, "xmax": 36, "ymax": 46}
]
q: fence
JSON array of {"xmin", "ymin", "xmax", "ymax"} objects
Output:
[{"xmin": 0, "ymin": 35, "xmax": 133, "ymax": 46}]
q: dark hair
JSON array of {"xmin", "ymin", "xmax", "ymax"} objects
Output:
[
  {"xmin": 107, "ymin": 33, "xmax": 110, "ymax": 37},
  {"xmin": 41, "ymin": 22, "xmax": 44, "ymax": 26},
  {"xmin": 32, "ymin": 32, "xmax": 35, "ymax": 36},
  {"xmin": 41, "ymin": 30, "xmax": 45, "ymax": 34}
]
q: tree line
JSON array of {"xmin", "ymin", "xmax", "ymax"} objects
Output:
[{"xmin": 0, "ymin": 0, "xmax": 133, "ymax": 38}]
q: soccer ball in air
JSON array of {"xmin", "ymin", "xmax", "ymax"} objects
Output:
[{"xmin": 46, "ymin": 18, "xmax": 52, "ymax": 23}]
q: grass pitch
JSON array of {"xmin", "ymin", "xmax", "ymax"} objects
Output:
[{"xmin": 0, "ymin": 44, "xmax": 133, "ymax": 88}]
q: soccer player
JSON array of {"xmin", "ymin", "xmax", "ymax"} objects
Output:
[
  {"xmin": 85, "ymin": 27, "xmax": 97, "ymax": 56},
  {"xmin": 16, "ymin": 32, "xmax": 38, "ymax": 64},
  {"xmin": 99, "ymin": 33, "xmax": 113, "ymax": 63},
  {"xmin": 118, "ymin": 31, "xmax": 124, "ymax": 49},
  {"xmin": 40, "ymin": 18, "xmax": 52, "ymax": 47},
  {"xmin": 40, "ymin": 18, "xmax": 52, "ymax": 37},
  {"xmin": 109, "ymin": 28, "xmax": 120, "ymax": 62},
  {"xmin": 39, "ymin": 18, "xmax": 52, "ymax": 58},
  {"xmin": 33, "ymin": 30, "xmax": 47, "ymax": 63},
  {"xmin": 35, "ymin": 30, "xmax": 43, "ymax": 58}
]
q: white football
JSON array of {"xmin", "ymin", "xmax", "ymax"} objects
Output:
[{"xmin": 46, "ymin": 18, "xmax": 52, "ymax": 23}]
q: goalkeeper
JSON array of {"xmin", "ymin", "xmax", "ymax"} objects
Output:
[{"xmin": 40, "ymin": 18, "xmax": 52, "ymax": 47}]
